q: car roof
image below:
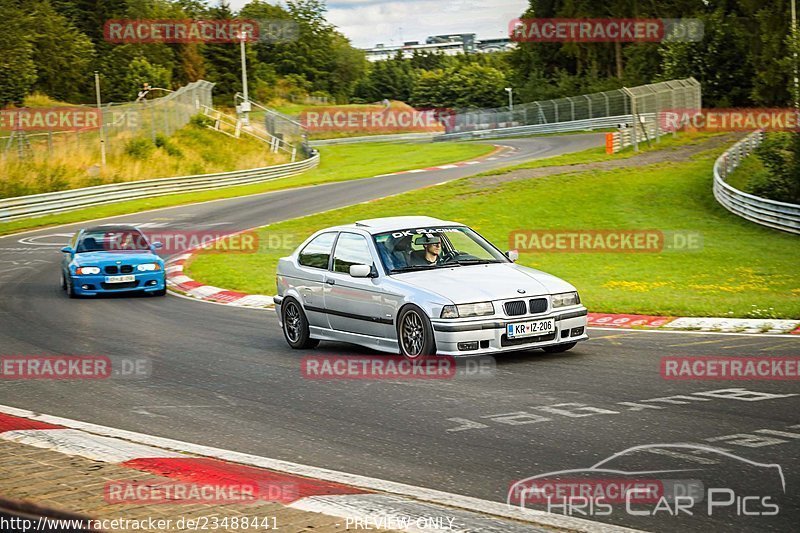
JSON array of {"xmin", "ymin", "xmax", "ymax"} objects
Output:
[
  {"xmin": 330, "ymin": 216, "xmax": 463, "ymax": 235},
  {"xmin": 82, "ymin": 224, "xmax": 141, "ymax": 234}
]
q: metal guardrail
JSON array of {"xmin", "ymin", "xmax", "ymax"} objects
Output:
[
  {"xmin": 714, "ymin": 131, "xmax": 800, "ymax": 235},
  {"xmin": 200, "ymin": 106, "xmax": 297, "ymax": 160},
  {"xmin": 437, "ymin": 115, "xmax": 632, "ymax": 141},
  {"xmin": 310, "ymin": 132, "xmax": 443, "ymax": 146},
  {"xmin": 0, "ymin": 154, "xmax": 320, "ymax": 222}
]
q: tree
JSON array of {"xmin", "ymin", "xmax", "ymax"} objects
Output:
[
  {"xmin": 124, "ymin": 57, "xmax": 172, "ymax": 100},
  {"xmin": 660, "ymin": 9, "xmax": 754, "ymax": 107},
  {"xmin": 202, "ymin": 2, "xmax": 259, "ymax": 101},
  {"xmin": 0, "ymin": 0, "xmax": 37, "ymax": 106},
  {"xmin": 26, "ymin": 0, "xmax": 95, "ymax": 103}
]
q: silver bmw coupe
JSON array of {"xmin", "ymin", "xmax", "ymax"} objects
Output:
[{"xmin": 274, "ymin": 216, "xmax": 588, "ymax": 359}]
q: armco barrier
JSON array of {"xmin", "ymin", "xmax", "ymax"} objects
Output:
[
  {"xmin": 437, "ymin": 115, "xmax": 632, "ymax": 141},
  {"xmin": 714, "ymin": 131, "xmax": 800, "ymax": 235},
  {"xmin": 0, "ymin": 154, "xmax": 319, "ymax": 222},
  {"xmin": 310, "ymin": 132, "xmax": 443, "ymax": 146}
]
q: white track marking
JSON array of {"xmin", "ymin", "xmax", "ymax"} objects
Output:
[
  {"xmin": 0, "ymin": 428, "xmax": 183, "ymax": 463},
  {"xmin": 0, "ymin": 405, "xmax": 637, "ymax": 533}
]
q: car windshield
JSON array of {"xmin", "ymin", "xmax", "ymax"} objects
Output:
[
  {"xmin": 76, "ymin": 229, "xmax": 150, "ymax": 253},
  {"xmin": 373, "ymin": 226, "xmax": 508, "ymax": 273}
]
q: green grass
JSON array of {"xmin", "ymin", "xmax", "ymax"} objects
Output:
[
  {"xmin": 187, "ymin": 140, "xmax": 800, "ymax": 318},
  {"xmin": 0, "ymin": 141, "xmax": 493, "ymax": 236},
  {"xmin": 725, "ymin": 153, "xmax": 767, "ymax": 192},
  {"xmin": 482, "ymin": 131, "xmax": 726, "ymax": 173},
  {"xmin": 0, "ymin": 119, "xmax": 287, "ymax": 198}
]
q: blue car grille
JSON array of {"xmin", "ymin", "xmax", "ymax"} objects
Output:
[{"xmin": 104, "ymin": 265, "xmax": 134, "ymax": 274}]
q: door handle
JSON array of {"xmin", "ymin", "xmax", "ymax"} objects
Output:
[{"xmin": 325, "ymin": 279, "xmax": 336, "ymax": 285}]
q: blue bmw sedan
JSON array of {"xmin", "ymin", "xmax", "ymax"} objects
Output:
[{"xmin": 60, "ymin": 225, "xmax": 167, "ymax": 298}]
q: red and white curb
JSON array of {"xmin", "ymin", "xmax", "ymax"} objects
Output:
[
  {"xmin": 587, "ymin": 313, "xmax": 800, "ymax": 335},
  {"xmin": 374, "ymin": 146, "xmax": 514, "ymax": 177},
  {"xmin": 0, "ymin": 406, "xmax": 638, "ymax": 533},
  {"xmin": 167, "ymin": 264, "xmax": 800, "ymax": 336}
]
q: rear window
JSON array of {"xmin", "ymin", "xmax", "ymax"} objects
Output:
[{"xmin": 298, "ymin": 232, "xmax": 337, "ymax": 269}]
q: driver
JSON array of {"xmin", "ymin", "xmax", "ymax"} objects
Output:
[{"xmin": 409, "ymin": 234, "xmax": 442, "ymax": 266}]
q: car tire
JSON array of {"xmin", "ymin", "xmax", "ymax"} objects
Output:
[
  {"xmin": 397, "ymin": 304, "xmax": 436, "ymax": 360},
  {"xmin": 282, "ymin": 297, "xmax": 319, "ymax": 349},
  {"xmin": 152, "ymin": 288, "xmax": 167, "ymax": 297},
  {"xmin": 65, "ymin": 274, "xmax": 78, "ymax": 299},
  {"xmin": 543, "ymin": 342, "xmax": 577, "ymax": 353},
  {"xmin": 60, "ymin": 271, "xmax": 67, "ymax": 290}
]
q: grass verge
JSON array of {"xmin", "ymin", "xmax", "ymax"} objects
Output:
[
  {"xmin": 0, "ymin": 118, "xmax": 287, "ymax": 198},
  {"xmin": 0, "ymin": 141, "xmax": 493, "ymax": 236},
  {"xmin": 187, "ymin": 138, "xmax": 800, "ymax": 318}
]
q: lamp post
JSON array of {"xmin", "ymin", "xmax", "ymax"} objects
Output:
[
  {"xmin": 238, "ymin": 30, "xmax": 251, "ymax": 126},
  {"xmin": 505, "ymin": 87, "xmax": 514, "ymax": 125},
  {"xmin": 94, "ymin": 71, "xmax": 106, "ymax": 167},
  {"xmin": 793, "ymin": 0, "xmax": 798, "ymax": 109}
]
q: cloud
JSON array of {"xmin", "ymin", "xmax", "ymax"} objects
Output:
[{"xmin": 226, "ymin": 0, "xmax": 527, "ymax": 48}]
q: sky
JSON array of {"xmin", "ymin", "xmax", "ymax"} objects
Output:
[{"xmin": 225, "ymin": 0, "xmax": 528, "ymax": 48}]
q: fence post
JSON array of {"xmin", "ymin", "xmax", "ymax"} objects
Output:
[
  {"xmin": 622, "ymin": 87, "xmax": 637, "ymax": 152},
  {"xmin": 149, "ymin": 101, "xmax": 157, "ymax": 143}
]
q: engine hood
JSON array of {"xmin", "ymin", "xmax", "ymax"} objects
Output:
[
  {"xmin": 393, "ymin": 263, "xmax": 577, "ymax": 303},
  {"xmin": 71, "ymin": 251, "xmax": 160, "ymax": 266}
]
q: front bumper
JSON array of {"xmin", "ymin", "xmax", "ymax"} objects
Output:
[
  {"xmin": 70, "ymin": 272, "xmax": 166, "ymax": 295},
  {"xmin": 430, "ymin": 307, "xmax": 588, "ymax": 356}
]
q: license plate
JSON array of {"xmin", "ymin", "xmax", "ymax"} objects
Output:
[
  {"xmin": 507, "ymin": 318, "xmax": 555, "ymax": 339},
  {"xmin": 105, "ymin": 275, "xmax": 135, "ymax": 283}
]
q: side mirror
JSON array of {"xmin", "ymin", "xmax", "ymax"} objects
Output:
[
  {"xmin": 505, "ymin": 250, "xmax": 519, "ymax": 262},
  {"xmin": 151, "ymin": 241, "xmax": 163, "ymax": 250},
  {"xmin": 60, "ymin": 246, "xmax": 74, "ymax": 254},
  {"xmin": 349, "ymin": 264, "xmax": 373, "ymax": 278}
]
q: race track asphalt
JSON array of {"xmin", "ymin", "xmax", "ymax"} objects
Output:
[{"xmin": 1, "ymin": 133, "xmax": 797, "ymax": 532}]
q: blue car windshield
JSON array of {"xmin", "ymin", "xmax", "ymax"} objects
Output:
[
  {"xmin": 76, "ymin": 230, "xmax": 150, "ymax": 253},
  {"xmin": 373, "ymin": 226, "xmax": 508, "ymax": 272}
]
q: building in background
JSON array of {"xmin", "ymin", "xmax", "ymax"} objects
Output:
[{"xmin": 363, "ymin": 33, "xmax": 513, "ymax": 62}]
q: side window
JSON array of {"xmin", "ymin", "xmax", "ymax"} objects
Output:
[
  {"xmin": 298, "ymin": 232, "xmax": 337, "ymax": 269},
  {"xmin": 333, "ymin": 233, "xmax": 374, "ymax": 274}
]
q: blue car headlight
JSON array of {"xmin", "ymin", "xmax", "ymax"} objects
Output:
[
  {"xmin": 136, "ymin": 263, "xmax": 161, "ymax": 272},
  {"xmin": 75, "ymin": 266, "xmax": 100, "ymax": 275}
]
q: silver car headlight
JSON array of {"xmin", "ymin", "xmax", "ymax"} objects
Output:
[
  {"xmin": 440, "ymin": 302, "xmax": 495, "ymax": 318},
  {"xmin": 136, "ymin": 263, "xmax": 161, "ymax": 272},
  {"xmin": 552, "ymin": 292, "xmax": 580, "ymax": 308},
  {"xmin": 75, "ymin": 266, "xmax": 100, "ymax": 275}
]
